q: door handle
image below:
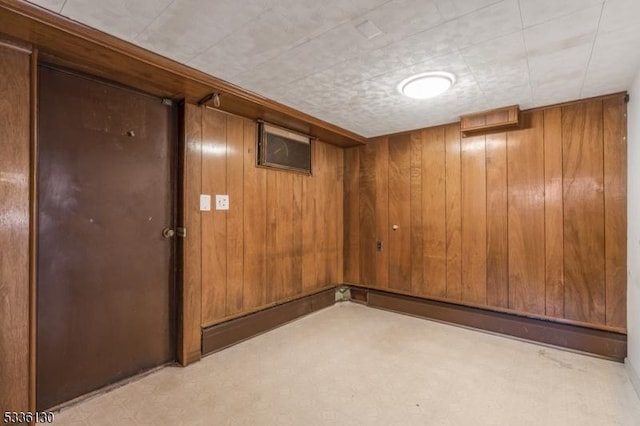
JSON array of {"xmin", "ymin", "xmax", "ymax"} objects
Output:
[{"xmin": 162, "ymin": 228, "xmax": 175, "ymax": 238}]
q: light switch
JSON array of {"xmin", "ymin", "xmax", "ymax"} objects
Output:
[
  {"xmin": 216, "ymin": 195, "xmax": 229, "ymax": 210},
  {"xmin": 200, "ymin": 194, "xmax": 211, "ymax": 211}
]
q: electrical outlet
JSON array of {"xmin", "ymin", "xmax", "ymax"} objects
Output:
[{"xmin": 216, "ymin": 195, "xmax": 229, "ymax": 210}]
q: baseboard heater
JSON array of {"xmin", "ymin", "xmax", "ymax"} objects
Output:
[
  {"xmin": 347, "ymin": 285, "xmax": 627, "ymax": 361},
  {"xmin": 201, "ymin": 288, "xmax": 335, "ymax": 355}
]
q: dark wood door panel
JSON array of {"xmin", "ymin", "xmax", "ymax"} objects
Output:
[{"xmin": 37, "ymin": 66, "xmax": 176, "ymax": 409}]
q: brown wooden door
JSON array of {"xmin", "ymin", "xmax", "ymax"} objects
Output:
[{"xmin": 37, "ymin": 66, "xmax": 176, "ymax": 410}]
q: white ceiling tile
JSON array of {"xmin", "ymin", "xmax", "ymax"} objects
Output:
[
  {"xmin": 61, "ymin": 0, "xmax": 174, "ymax": 41},
  {"xmin": 26, "ymin": 0, "xmax": 65, "ymax": 13},
  {"xmin": 270, "ymin": 0, "xmax": 388, "ymax": 32},
  {"xmin": 23, "ymin": 0, "xmax": 640, "ymax": 136},
  {"xmin": 135, "ymin": 0, "xmax": 269, "ymax": 64},
  {"xmin": 187, "ymin": 9, "xmax": 313, "ymax": 81},
  {"xmin": 357, "ymin": 0, "xmax": 445, "ymax": 43},
  {"xmin": 233, "ymin": 21, "xmax": 379, "ymax": 94},
  {"xmin": 518, "ymin": 0, "xmax": 603, "ymax": 28},
  {"xmin": 445, "ymin": 0, "xmax": 522, "ymax": 49},
  {"xmin": 523, "ymin": 6, "xmax": 600, "ymax": 57},
  {"xmin": 484, "ymin": 83, "xmax": 533, "ymax": 109},
  {"xmin": 527, "ymin": 45, "xmax": 591, "ymax": 88},
  {"xmin": 582, "ymin": 25, "xmax": 640, "ymax": 97},
  {"xmin": 460, "ymin": 31, "xmax": 529, "ymax": 93},
  {"xmin": 532, "ymin": 80, "xmax": 583, "ymax": 106},
  {"xmin": 374, "ymin": 25, "xmax": 460, "ymax": 68},
  {"xmin": 434, "ymin": 0, "xmax": 502, "ymax": 20},
  {"xmin": 524, "ymin": 5, "xmax": 601, "ymax": 94},
  {"xmin": 598, "ymin": 0, "xmax": 640, "ymax": 34}
]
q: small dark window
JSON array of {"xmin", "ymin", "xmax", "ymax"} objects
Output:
[{"xmin": 257, "ymin": 122, "xmax": 311, "ymax": 174}]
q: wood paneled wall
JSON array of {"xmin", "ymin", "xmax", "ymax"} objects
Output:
[
  {"xmin": 344, "ymin": 95, "xmax": 627, "ymax": 331},
  {"xmin": 186, "ymin": 107, "xmax": 344, "ymax": 328},
  {"xmin": 0, "ymin": 42, "xmax": 31, "ymax": 412}
]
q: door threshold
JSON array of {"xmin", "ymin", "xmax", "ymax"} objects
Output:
[{"xmin": 48, "ymin": 361, "xmax": 176, "ymax": 413}]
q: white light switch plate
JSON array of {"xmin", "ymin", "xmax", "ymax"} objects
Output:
[
  {"xmin": 216, "ymin": 194, "xmax": 229, "ymax": 210},
  {"xmin": 200, "ymin": 194, "xmax": 211, "ymax": 211}
]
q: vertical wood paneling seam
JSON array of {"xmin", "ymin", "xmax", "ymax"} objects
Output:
[
  {"xmin": 444, "ymin": 132, "xmax": 448, "ymax": 295},
  {"xmin": 410, "ymin": 139, "xmax": 413, "ymax": 288},
  {"xmin": 561, "ymin": 107, "xmax": 565, "ymax": 318},
  {"xmin": 224, "ymin": 116, "xmax": 228, "ymax": 314},
  {"xmin": 458, "ymin": 133, "xmax": 463, "ymax": 299},
  {"xmin": 485, "ymin": 135, "xmax": 488, "ymax": 306},
  {"xmin": 483, "ymin": 136, "xmax": 488, "ymax": 305},
  {"xmin": 29, "ymin": 48, "xmax": 38, "ymax": 412},
  {"xmin": 560, "ymin": 108, "xmax": 567, "ymax": 318},
  {"xmin": 542, "ymin": 112, "xmax": 547, "ymax": 315},
  {"xmin": 560, "ymin": 113, "xmax": 565, "ymax": 319},
  {"xmin": 601, "ymin": 101, "xmax": 606, "ymax": 324},
  {"xmin": 505, "ymin": 131, "xmax": 510, "ymax": 310},
  {"xmin": 199, "ymin": 107, "xmax": 204, "ymax": 326},
  {"xmin": 383, "ymin": 137, "xmax": 391, "ymax": 288},
  {"xmin": 241, "ymin": 120, "xmax": 246, "ymax": 310}
]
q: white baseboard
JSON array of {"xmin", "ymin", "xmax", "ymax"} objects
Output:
[{"xmin": 625, "ymin": 358, "xmax": 640, "ymax": 400}]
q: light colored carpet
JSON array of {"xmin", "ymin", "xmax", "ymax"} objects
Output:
[{"xmin": 53, "ymin": 303, "xmax": 640, "ymax": 425}]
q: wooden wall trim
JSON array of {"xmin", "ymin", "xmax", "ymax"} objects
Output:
[
  {"xmin": 0, "ymin": 36, "xmax": 31, "ymax": 53},
  {"xmin": 349, "ymin": 286, "xmax": 627, "ymax": 361},
  {"xmin": 202, "ymin": 288, "xmax": 335, "ymax": 355},
  {"xmin": 0, "ymin": 40, "xmax": 31, "ymax": 414},
  {"xmin": 343, "ymin": 282, "xmax": 625, "ymax": 334},
  {"xmin": 370, "ymin": 92, "xmax": 627, "ymax": 141},
  {"xmin": 0, "ymin": 0, "xmax": 364, "ymax": 148},
  {"xmin": 178, "ymin": 103, "xmax": 203, "ymax": 366},
  {"xmin": 202, "ymin": 284, "xmax": 337, "ymax": 329}
]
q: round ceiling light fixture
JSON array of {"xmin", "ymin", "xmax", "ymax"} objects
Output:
[{"xmin": 398, "ymin": 72, "xmax": 455, "ymax": 99}]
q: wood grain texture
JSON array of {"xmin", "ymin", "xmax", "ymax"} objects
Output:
[
  {"xmin": 344, "ymin": 95, "xmax": 626, "ymax": 332},
  {"xmin": 302, "ymin": 155, "xmax": 318, "ymax": 291},
  {"xmin": 562, "ymin": 100, "xmax": 606, "ymax": 325},
  {"xmin": 314, "ymin": 141, "xmax": 330, "ymax": 287},
  {"xmin": 445, "ymin": 124, "xmax": 462, "ymax": 300},
  {"xmin": 359, "ymin": 142, "xmax": 377, "ymax": 287},
  {"xmin": 29, "ymin": 47, "xmax": 37, "ymax": 412},
  {"xmin": 343, "ymin": 147, "xmax": 360, "ymax": 283},
  {"xmin": 0, "ymin": 42, "xmax": 30, "ymax": 413},
  {"xmin": 335, "ymin": 147, "xmax": 345, "ymax": 285},
  {"xmin": 410, "ymin": 132, "xmax": 424, "ymax": 294},
  {"xmin": 265, "ymin": 170, "xmax": 279, "ymax": 305},
  {"xmin": 375, "ymin": 137, "xmax": 390, "ymax": 289},
  {"xmin": 242, "ymin": 120, "xmax": 267, "ymax": 310},
  {"xmin": 225, "ymin": 114, "xmax": 244, "ymax": 316},
  {"xmin": 461, "ymin": 105, "xmax": 520, "ymax": 136},
  {"xmin": 543, "ymin": 107, "xmax": 564, "ymax": 318},
  {"xmin": 0, "ymin": 1, "xmax": 366, "ymax": 147},
  {"xmin": 603, "ymin": 96, "xmax": 627, "ymax": 328},
  {"xmin": 193, "ymin": 108, "xmax": 344, "ymax": 326},
  {"xmin": 507, "ymin": 111, "xmax": 545, "ymax": 315},
  {"xmin": 291, "ymin": 173, "xmax": 304, "ymax": 296},
  {"xmin": 275, "ymin": 171, "xmax": 294, "ymax": 300},
  {"xmin": 201, "ymin": 109, "xmax": 228, "ymax": 323},
  {"xmin": 388, "ymin": 134, "xmax": 411, "ymax": 292},
  {"xmin": 485, "ymin": 132, "xmax": 508, "ymax": 308},
  {"xmin": 461, "ymin": 135, "xmax": 487, "ymax": 305},
  {"xmin": 180, "ymin": 103, "xmax": 203, "ymax": 365},
  {"xmin": 422, "ymin": 128, "xmax": 447, "ymax": 298}
]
